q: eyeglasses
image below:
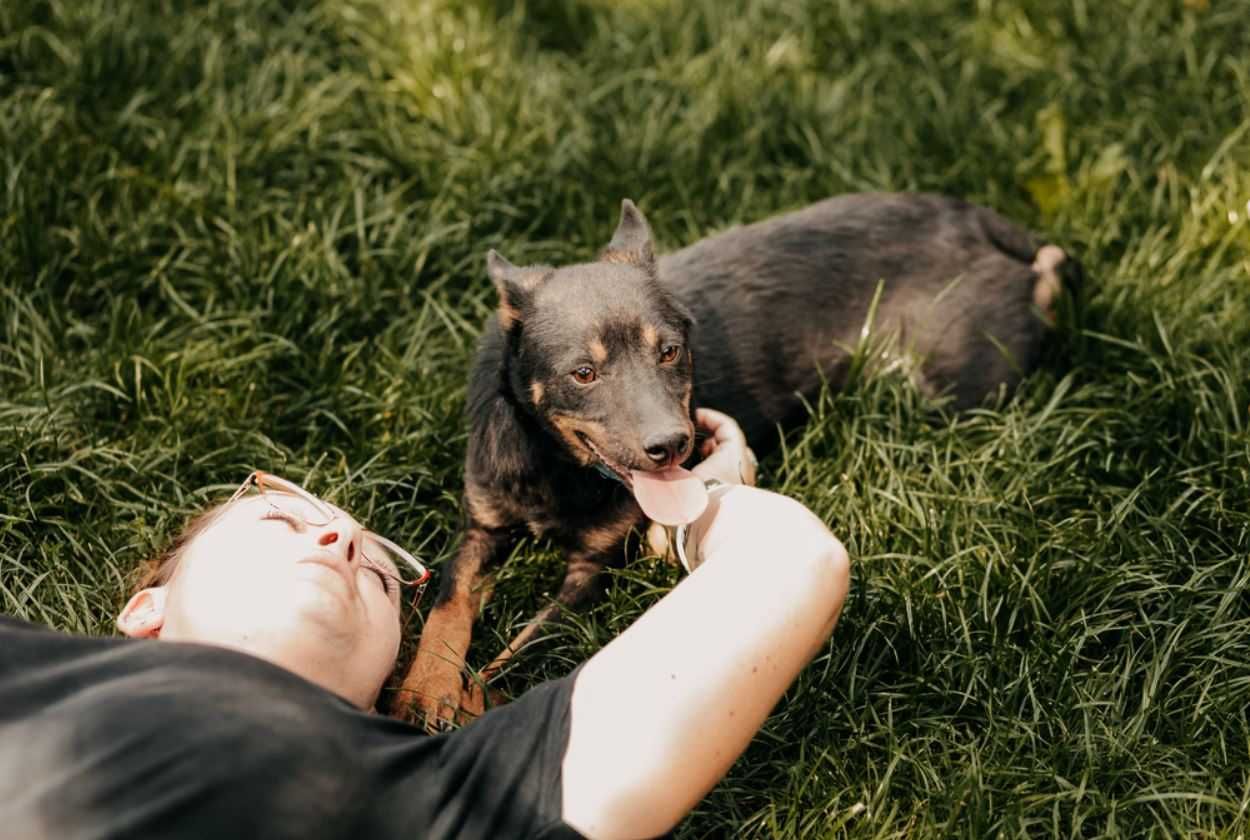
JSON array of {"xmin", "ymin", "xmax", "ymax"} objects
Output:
[{"xmin": 228, "ymin": 471, "xmax": 431, "ymax": 602}]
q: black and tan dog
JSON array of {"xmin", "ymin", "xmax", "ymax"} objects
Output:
[{"xmin": 395, "ymin": 192, "xmax": 1077, "ymax": 729}]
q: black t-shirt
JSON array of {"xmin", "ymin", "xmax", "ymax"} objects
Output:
[{"xmin": 0, "ymin": 616, "xmax": 586, "ymax": 839}]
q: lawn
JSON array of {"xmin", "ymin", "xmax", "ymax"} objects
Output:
[{"xmin": 3, "ymin": 0, "xmax": 1249, "ymax": 835}]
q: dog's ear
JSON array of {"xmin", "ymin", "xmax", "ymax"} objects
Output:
[
  {"xmin": 601, "ymin": 199, "xmax": 655, "ymax": 269},
  {"xmin": 487, "ymin": 250, "xmax": 546, "ymax": 331}
]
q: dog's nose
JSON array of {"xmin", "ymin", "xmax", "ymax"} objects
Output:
[{"xmin": 644, "ymin": 432, "xmax": 691, "ymax": 466}]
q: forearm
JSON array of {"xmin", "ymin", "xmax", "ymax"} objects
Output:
[{"xmin": 561, "ymin": 486, "xmax": 850, "ymax": 839}]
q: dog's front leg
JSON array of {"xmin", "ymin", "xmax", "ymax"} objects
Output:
[
  {"xmin": 478, "ymin": 551, "xmax": 607, "ymax": 683},
  {"xmin": 393, "ymin": 525, "xmax": 510, "ymax": 731}
]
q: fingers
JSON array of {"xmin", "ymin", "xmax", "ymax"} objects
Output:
[
  {"xmin": 691, "ymin": 407, "xmax": 757, "ymax": 486},
  {"xmin": 695, "ymin": 407, "xmax": 745, "ymax": 447}
]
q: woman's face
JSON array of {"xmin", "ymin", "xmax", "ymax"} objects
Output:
[{"xmin": 119, "ymin": 495, "xmax": 403, "ymax": 710}]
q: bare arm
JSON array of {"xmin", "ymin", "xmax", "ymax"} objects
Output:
[{"xmin": 561, "ymin": 410, "xmax": 851, "ymax": 839}]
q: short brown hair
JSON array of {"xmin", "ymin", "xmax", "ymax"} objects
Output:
[{"xmin": 129, "ymin": 505, "xmax": 224, "ymax": 595}]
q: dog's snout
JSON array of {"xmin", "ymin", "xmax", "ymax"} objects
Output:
[{"xmin": 644, "ymin": 431, "xmax": 691, "ymax": 466}]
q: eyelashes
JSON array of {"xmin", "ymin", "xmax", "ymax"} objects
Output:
[{"xmin": 371, "ymin": 566, "xmax": 399, "ymax": 594}]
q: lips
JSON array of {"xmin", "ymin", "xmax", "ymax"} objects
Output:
[{"xmin": 577, "ymin": 433, "xmax": 634, "ymax": 488}]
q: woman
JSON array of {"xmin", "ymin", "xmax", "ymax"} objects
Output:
[{"xmin": 0, "ymin": 409, "xmax": 848, "ymax": 839}]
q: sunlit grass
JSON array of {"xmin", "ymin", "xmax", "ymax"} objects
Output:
[{"xmin": 3, "ymin": 0, "xmax": 1249, "ymax": 835}]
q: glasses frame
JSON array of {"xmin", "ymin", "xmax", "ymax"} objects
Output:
[{"xmin": 228, "ymin": 471, "xmax": 431, "ymax": 601}]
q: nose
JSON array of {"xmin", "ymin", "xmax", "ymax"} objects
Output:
[
  {"xmin": 643, "ymin": 430, "xmax": 691, "ymax": 466},
  {"xmin": 316, "ymin": 519, "xmax": 364, "ymax": 565}
]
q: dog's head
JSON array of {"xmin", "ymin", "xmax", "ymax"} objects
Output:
[{"xmin": 488, "ymin": 200, "xmax": 695, "ymax": 482}]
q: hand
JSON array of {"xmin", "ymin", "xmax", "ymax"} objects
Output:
[
  {"xmin": 646, "ymin": 408, "xmax": 757, "ymax": 562},
  {"xmin": 691, "ymin": 408, "xmax": 758, "ymax": 487}
]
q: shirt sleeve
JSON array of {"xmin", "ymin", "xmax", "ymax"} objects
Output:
[{"xmin": 388, "ymin": 665, "xmax": 587, "ymax": 840}]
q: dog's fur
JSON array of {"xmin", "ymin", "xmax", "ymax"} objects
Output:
[{"xmin": 394, "ymin": 192, "xmax": 1079, "ymax": 729}]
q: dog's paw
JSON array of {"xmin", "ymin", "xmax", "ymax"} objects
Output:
[
  {"xmin": 460, "ymin": 677, "xmax": 509, "ymax": 721},
  {"xmin": 393, "ymin": 658, "xmax": 468, "ymax": 733}
]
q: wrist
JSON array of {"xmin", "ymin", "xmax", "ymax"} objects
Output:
[{"xmin": 673, "ymin": 479, "xmax": 735, "ymax": 573}]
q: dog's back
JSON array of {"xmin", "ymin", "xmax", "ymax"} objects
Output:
[
  {"xmin": 659, "ymin": 192, "xmax": 1073, "ymax": 444},
  {"xmin": 397, "ymin": 192, "xmax": 1076, "ymax": 728}
]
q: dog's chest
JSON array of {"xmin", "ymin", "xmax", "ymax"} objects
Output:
[{"xmin": 496, "ymin": 473, "xmax": 641, "ymax": 548}]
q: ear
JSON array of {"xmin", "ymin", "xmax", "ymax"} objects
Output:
[
  {"xmin": 486, "ymin": 250, "xmax": 547, "ymax": 330},
  {"xmin": 116, "ymin": 587, "xmax": 167, "ymax": 638},
  {"xmin": 601, "ymin": 199, "xmax": 655, "ymax": 268}
]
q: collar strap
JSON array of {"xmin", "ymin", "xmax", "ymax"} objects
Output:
[{"xmin": 672, "ymin": 478, "xmax": 731, "ymax": 573}]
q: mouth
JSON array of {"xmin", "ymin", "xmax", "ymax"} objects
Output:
[{"xmin": 577, "ymin": 432, "xmax": 634, "ymax": 488}]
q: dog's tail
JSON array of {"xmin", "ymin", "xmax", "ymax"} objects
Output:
[{"xmin": 977, "ymin": 205, "xmax": 1086, "ymax": 321}]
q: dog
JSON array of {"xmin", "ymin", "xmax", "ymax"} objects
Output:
[{"xmin": 394, "ymin": 192, "xmax": 1078, "ymax": 729}]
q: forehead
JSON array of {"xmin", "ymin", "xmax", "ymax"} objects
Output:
[
  {"xmin": 528, "ymin": 263, "xmax": 681, "ymax": 343},
  {"xmin": 209, "ymin": 494, "xmax": 360, "ymax": 531}
]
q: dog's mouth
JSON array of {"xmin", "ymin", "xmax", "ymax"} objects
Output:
[
  {"xmin": 575, "ymin": 430, "xmax": 710, "ymax": 525},
  {"xmin": 577, "ymin": 433, "xmax": 634, "ymax": 489}
]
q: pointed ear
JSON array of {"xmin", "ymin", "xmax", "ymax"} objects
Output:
[
  {"xmin": 486, "ymin": 250, "xmax": 547, "ymax": 331},
  {"xmin": 601, "ymin": 199, "xmax": 655, "ymax": 268},
  {"xmin": 116, "ymin": 587, "xmax": 167, "ymax": 638}
]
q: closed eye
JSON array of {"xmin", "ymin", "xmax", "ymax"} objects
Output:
[
  {"xmin": 366, "ymin": 564, "xmax": 394, "ymax": 589},
  {"xmin": 363, "ymin": 561, "xmax": 400, "ymax": 599},
  {"xmin": 261, "ymin": 509, "xmax": 306, "ymax": 532}
]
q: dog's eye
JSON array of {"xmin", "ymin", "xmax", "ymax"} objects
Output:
[
  {"xmin": 572, "ymin": 366, "xmax": 597, "ymax": 384},
  {"xmin": 659, "ymin": 344, "xmax": 681, "ymax": 364}
]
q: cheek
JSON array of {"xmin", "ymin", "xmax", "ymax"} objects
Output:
[
  {"xmin": 169, "ymin": 529, "xmax": 294, "ymax": 613},
  {"xmin": 667, "ymin": 364, "xmax": 693, "ymax": 393},
  {"xmin": 370, "ymin": 603, "xmax": 402, "ymax": 672},
  {"xmin": 549, "ymin": 378, "xmax": 592, "ymax": 407},
  {"xmin": 357, "ymin": 572, "xmax": 402, "ymax": 642}
]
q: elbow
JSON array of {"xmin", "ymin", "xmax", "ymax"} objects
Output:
[
  {"xmin": 817, "ymin": 534, "xmax": 851, "ymax": 624},
  {"xmin": 789, "ymin": 525, "xmax": 850, "ymax": 627},
  {"xmin": 754, "ymin": 494, "xmax": 851, "ymax": 624}
]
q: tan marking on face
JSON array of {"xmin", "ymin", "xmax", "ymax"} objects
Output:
[
  {"xmin": 589, "ymin": 339, "xmax": 608, "ymax": 365},
  {"xmin": 530, "ymin": 381, "xmax": 545, "ymax": 405},
  {"xmin": 497, "ymin": 300, "xmax": 520, "ymax": 330},
  {"xmin": 642, "ymin": 324, "xmax": 659, "ymax": 349},
  {"xmin": 580, "ymin": 514, "xmax": 639, "ymax": 555},
  {"xmin": 601, "ymin": 248, "xmax": 642, "ymax": 265},
  {"xmin": 549, "ymin": 414, "xmax": 608, "ymax": 466}
]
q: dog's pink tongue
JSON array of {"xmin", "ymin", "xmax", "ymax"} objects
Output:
[{"xmin": 630, "ymin": 466, "xmax": 708, "ymax": 526}]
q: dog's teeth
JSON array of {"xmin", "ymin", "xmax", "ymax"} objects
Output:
[{"xmin": 630, "ymin": 466, "xmax": 708, "ymax": 526}]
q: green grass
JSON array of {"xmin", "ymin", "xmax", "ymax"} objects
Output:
[{"xmin": 3, "ymin": 0, "xmax": 1250, "ymax": 835}]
